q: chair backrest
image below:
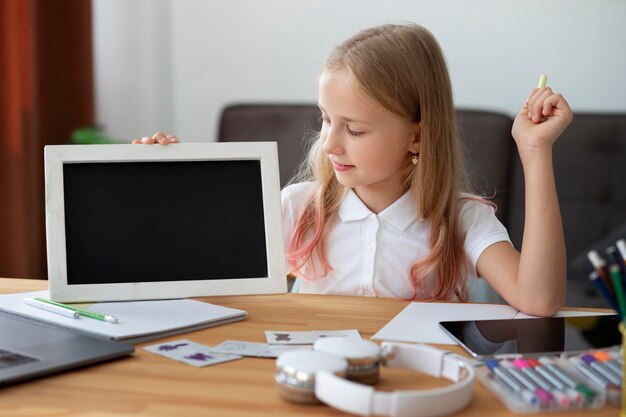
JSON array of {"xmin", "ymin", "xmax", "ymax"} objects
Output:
[
  {"xmin": 218, "ymin": 104, "xmax": 321, "ymax": 186},
  {"xmin": 216, "ymin": 104, "xmax": 626, "ymax": 305},
  {"xmin": 506, "ymin": 113, "xmax": 626, "ymax": 260},
  {"xmin": 217, "ymin": 105, "xmax": 515, "ymax": 211},
  {"xmin": 456, "ymin": 109, "xmax": 515, "ymax": 223}
]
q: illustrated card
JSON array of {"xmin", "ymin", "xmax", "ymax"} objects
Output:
[
  {"xmin": 313, "ymin": 329, "xmax": 362, "ymax": 341},
  {"xmin": 256, "ymin": 344, "xmax": 311, "ymax": 358},
  {"xmin": 209, "ymin": 340, "xmax": 267, "ymax": 356},
  {"xmin": 264, "ymin": 329, "xmax": 361, "ymax": 344},
  {"xmin": 209, "ymin": 340, "xmax": 312, "ymax": 358},
  {"xmin": 143, "ymin": 339, "xmax": 242, "ymax": 367}
]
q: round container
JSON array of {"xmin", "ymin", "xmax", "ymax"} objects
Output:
[
  {"xmin": 275, "ymin": 349, "xmax": 347, "ymax": 404},
  {"xmin": 314, "ymin": 338, "xmax": 381, "ymax": 385}
]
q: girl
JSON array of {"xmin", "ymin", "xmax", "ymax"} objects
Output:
[{"xmin": 136, "ymin": 23, "xmax": 572, "ymax": 317}]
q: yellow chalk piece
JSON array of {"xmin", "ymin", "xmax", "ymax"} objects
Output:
[{"xmin": 537, "ymin": 74, "xmax": 548, "ymax": 88}]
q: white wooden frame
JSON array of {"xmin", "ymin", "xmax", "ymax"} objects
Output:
[{"xmin": 45, "ymin": 143, "xmax": 286, "ymax": 302}]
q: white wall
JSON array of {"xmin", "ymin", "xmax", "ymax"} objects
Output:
[{"xmin": 93, "ymin": 0, "xmax": 626, "ymax": 142}]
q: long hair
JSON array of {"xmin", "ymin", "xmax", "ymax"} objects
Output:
[{"xmin": 287, "ymin": 23, "xmax": 471, "ymax": 301}]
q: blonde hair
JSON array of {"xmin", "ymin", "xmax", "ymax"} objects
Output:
[{"xmin": 288, "ymin": 23, "xmax": 471, "ymax": 301}]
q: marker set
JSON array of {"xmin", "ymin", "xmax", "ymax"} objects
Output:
[
  {"xmin": 476, "ymin": 349, "xmax": 622, "ymax": 413},
  {"xmin": 587, "ymin": 239, "xmax": 626, "ymax": 317},
  {"xmin": 567, "ymin": 350, "xmax": 622, "ymax": 405}
]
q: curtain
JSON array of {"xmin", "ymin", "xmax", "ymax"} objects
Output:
[{"xmin": 0, "ymin": 0, "xmax": 93, "ymax": 279}]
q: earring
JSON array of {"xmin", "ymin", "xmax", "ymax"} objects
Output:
[{"xmin": 411, "ymin": 153, "xmax": 419, "ymax": 166}]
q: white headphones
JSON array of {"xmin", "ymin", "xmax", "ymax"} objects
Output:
[{"xmin": 275, "ymin": 338, "xmax": 474, "ymax": 417}]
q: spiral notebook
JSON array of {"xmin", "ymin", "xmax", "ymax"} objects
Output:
[{"xmin": 0, "ymin": 291, "xmax": 247, "ymax": 344}]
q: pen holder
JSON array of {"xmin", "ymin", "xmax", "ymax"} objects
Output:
[{"xmin": 619, "ymin": 321, "xmax": 626, "ymax": 417}]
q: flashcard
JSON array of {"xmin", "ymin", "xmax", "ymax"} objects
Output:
[
  {"xmin": 176, "ymin": 350, "xmax": 242, "ymax": 368},
  {"xmin": 143, "ymin": 339, "xmax": 242, "ymax": 367},
  {"xmin": 209, "ymin": 340, "xmax": 267, "ymax": 356},
  {"xmin": 264, "ymin": 329, "xmax": 361, "ymax": 344},
  {"xmin": 312, "ymin": 329, "xmax": 362, "ymax": 341},
  {"xmin": 143, "ymin": 339, "xmax": 206, "ymax": 358},
  {"xmin": 209, "ymin": 340, "xmax": 311, "ymax": 358},
  {"xmin": 264, "ymin": 330, "xmax": 314, "ymax": 345},
  {"xmin": 256, "ymin": 344, "xmax": 311, "ymax": 358}
]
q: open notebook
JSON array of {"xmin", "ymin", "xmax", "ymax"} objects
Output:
[{"xmin": 0, "ymin": 291, "xmax": 246, "ymax": 344}]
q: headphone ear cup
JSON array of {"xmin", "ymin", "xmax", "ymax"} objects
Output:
[
  {"xmin": 275, "ymin": 380, "xmax": 319, "ymax": 404},
  {"xmin": 275, "ymin": 350, "xmax": 347, "ymax": 404},
  {"xmin": 313, "ymin": 338, "xmax": 381, "ymax": 384}
]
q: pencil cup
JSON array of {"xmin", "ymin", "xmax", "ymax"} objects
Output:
[{"xmin": 619, "ymin": 322, "xmax": 626, "ymax": 417}]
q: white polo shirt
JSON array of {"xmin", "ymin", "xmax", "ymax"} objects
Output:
[{"xmin": 281, "ymin": 182, "xmax": 511, "ymax": 300}]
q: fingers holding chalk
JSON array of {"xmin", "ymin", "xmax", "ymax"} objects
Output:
[{"xmin": 526, "ymin": 74, "xmax": 552, "ymax": 122}]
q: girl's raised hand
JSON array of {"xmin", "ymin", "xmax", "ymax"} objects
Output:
[
  {"xmin": 131, "ymin": 131, "xmax": 179, "ymax": 145},
  {"xmin": 511, "ymin": 84, "xmax": 573, "ymax": 159}
]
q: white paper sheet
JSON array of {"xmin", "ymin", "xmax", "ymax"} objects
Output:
[{"xmin": 371, "ymin": 302, "xmax": 613, "ymax": 345}]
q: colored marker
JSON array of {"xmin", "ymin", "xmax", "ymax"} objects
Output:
[
  {"xmin": 607, "ymin": 246, "xmax": 626, "ymax": 277},
  {"xmin": 567, "ymin": 357, "xmax": 620, "ymax": 394},
  {"xmin": 527, "ymin": 358, "xmax": 584, "ymax": 405},
  {"xmin": 588, "ymin": 271, "xmax": 620, "ymax": 312},
  {"xmin": 512, "ymin": 359, "xmax": 568, "ymax": 406},
  {"xmin": 485, "ymin": 359, "xmax": 537, "ymax": 406},
  {"xmin": 537, "ymin": 74, "xmax": 548, "ymax": 88},
  {"xmin": 587, "ymin": 250, "xmax": 614, "ymax": 295},
  {"xmin": 610, "ymin": 264, "xmax": 626, "ymax": 318},
  {"xmin": 537, "ymin": 357, "xmax": 596, "ymax": 403},
  {"xmin": 33, "ymin": 297, "xmax": 118, "ymax": 323},
  {"xmin": 591, "ymin": 351, "xmax": 622, "ymax": 376},
  {"xmin": 500, "ymin": 360, "xmax": 552, "ymax": 407},
  {"xmin": 616, "ymin": 239, "xmax": 626, "ymax": 265},
  {"xmin": 606, "ymin": 350, "xmax": 623, "ymax": 365},
  {"xmin": 23, "ymin": 297, "xmax": 79, "ymax": 319},
  {"xmin": 580, "ymin": 354, "xmax": 621, "ymax": 387}
]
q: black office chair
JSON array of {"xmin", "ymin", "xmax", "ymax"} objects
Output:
[
  {"xmin": 218, "ymin": 104, "xmax": 322, "ymax": 187},
  {"xmin": 456, "ymin": 109, "xmax": 515, "ymax": 223}
]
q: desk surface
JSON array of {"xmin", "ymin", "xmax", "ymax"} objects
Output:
[{"xmin": 0, "ymin": 278, "xmax": 618, "ymax": 417}]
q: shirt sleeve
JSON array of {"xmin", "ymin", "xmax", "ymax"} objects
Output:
[{"xmin": 459, "ymin": 197, "xmax": 511, "ymax": 275}]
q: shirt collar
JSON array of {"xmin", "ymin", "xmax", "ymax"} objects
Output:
[
  {"xmin": 338, "ymin": 189, "xmax": 371, "ymax": 222},
  {"xmin": 338, "ymin": 189, "xmax": 419, "ymax": 231}
]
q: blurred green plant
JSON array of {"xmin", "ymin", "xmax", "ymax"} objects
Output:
[{"xmin": 70, "ymin": 126, "xmax": 120, "ymax": 144}]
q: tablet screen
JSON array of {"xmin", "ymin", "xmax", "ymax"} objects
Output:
[{"xmin": 439, "ymin": 314, "xmax": 621, "ymax": 359}]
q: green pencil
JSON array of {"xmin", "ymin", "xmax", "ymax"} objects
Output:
[
  {"xmin": 34, "ymin": 297, "xmax": 118, "ymax": 323},
  {"xmin": 609, "ymin": 265, "xmax": 626, "ymax": 320}
]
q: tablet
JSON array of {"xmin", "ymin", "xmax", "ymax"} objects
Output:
[
  {"xmin": 45, "ymin": 142, "xmax": 287, "ymax": 302},
  {"xmin": 439, "ymin": 314, "xmax": 621, "ymax": 359}
]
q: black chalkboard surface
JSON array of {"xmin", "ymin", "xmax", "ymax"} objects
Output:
[{"xmin": 63, "ymin": 160, "xmax": 267, "ymax": 285}]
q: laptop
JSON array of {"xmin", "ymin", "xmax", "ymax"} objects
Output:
[{"xmin": 0, "ymin": 312, "xmax": 134, "ymax": 386}]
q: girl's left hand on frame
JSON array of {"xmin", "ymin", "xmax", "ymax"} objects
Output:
[
  {"xmin": 131, "ymin": 131, "xmax": 180, "ymax": 145},
  {"xmin": 512, "ymin": 86, "xmax": 573, "ymax": 155}
]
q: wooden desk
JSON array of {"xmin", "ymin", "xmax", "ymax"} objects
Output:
[{"xmin": 0, "ymin": 278, "xmax": 618, "ymax": 417}]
